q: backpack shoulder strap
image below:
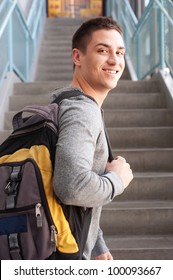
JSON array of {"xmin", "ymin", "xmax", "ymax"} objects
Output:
[{"xmin": 52, "ymin": 89, "xmax": 96, "ymax": 104}]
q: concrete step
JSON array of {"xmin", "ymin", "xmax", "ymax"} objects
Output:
[
  {"xmin": 35, "ymin": 72, "xmax": 73, "ymax": 81},
  {"xmin": 13, "ymin": 81, "xmax": 161, "ymax": 94},
  {"xmin": 13, "ymin": 82, "xmax": 69, "ymax": 95},
  {"xmin": 113, "ymin": 148, "xmax": 173, "ymax": 172},
  {"xmin": 39, "ymin": 47, "xmax": 71, "ymax": 56},
  {"xmin": 36, "ymin": 63, "xmax": 73, "ymax": 72},
  {"xmin": 101, "ymin": 201, "xmax": 173, "ymax": 235},
  {"xmin": 5, "ymin": 108, "xmax": 173, "ymax": 129},
  {"xmin": 9, "ymin": 90, "xmax": 166, "ymax": 109},
  {"xmin": 43, "ymin": 28, "xmax": 76, "ymax": 34},
  {"xmin": 41, "ymin": 39, "xmax": 73, "ymax": 47},
  {"xmin": 116, "ymin": 172, "xmax": 173, "ymax": 201},
  {"xmin": 0, "ymin": 130, "xmax": 11, "ymax": 145},
  {"xmin": 112, "ymin": 80, "xmax": 161, "ymax": 93},
  {"xmin": 43, "ymin": 26, "xmax": 75, "ymax": 32},
  {"xmin": 104, "ymin": 109, "xmax": 173, "ymax": 127},
  {"xmin": 42, "ymin": 33, "xmax": 73, "ymax": 41},
  {"xmin": 104, "ymin": 235, "xmax": 173, "ymax": 260},
  {"xmin": 108, "ymin": 127, "xmax": 173, "ymax": 148},
  {"xmin": 38, "ymin": 55, "xmax": 72, "ymax": 64},
  {"xmin": 37, "ymin": 51, "xmax": 72, "ymax": 60},
  {"xmin": 45, "ymin": 18, "xmax": 86, "ymax": 27},
  {"xmin": 9, "ymin": 96, "xmax": 52, "ymax": 110},
  {"xmin": 39, "ymin": 44, "xmax": 72, "ymax": 52},
  {"xmin": 103, "ymin": 93, "xmax": 166, "ymax": 109},
  {"xmin": 11, "ymin": 90, "xmax": 166, "ymax": 110}
]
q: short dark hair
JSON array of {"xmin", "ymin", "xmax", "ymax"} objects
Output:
[{"xmin": 72, "ymin": 17, "xmax": 123, "ymax": 53}]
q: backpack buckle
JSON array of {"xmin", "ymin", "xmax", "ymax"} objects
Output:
[
  {"xmin": 8, "ymin": 233, "xmax": 22, "ymax": 260},
  {"xmin": 5, "ymin": 166, "xmax": 22, "ymax": 209}
]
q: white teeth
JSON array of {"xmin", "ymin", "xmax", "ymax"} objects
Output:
[{"xmin": 105, "ymin": 70, "xmax": 118, "ymax": 74}]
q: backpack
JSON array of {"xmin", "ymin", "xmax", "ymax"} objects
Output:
[{"xmin": 0, "ymin": 90, "xmax": 93, "ymax": 260}]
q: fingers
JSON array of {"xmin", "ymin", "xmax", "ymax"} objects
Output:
[
  {"xmin": 115, "ymin": 155, "xmax": 126, "ymax": 162},
  {"xmin": 106, "ymin": 155, "xmax": 133, "ymax": 188}
]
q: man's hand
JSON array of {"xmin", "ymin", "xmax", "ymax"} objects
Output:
[
  {"xmin": 95, "ymin": 251, "xmax": 113, "ymax": 260},
  {"xmin": 106, "ymin": 156, "xmax": 133, "ymax": 188}
]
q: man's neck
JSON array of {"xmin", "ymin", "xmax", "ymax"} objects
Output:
[{"xmin": 70, "ymin": 75, "xmax": 108, "ymax": 108}]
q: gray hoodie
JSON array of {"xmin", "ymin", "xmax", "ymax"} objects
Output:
[{"xmin": 52, "ymin": 87, "xmax": 124, "ymax": 259}]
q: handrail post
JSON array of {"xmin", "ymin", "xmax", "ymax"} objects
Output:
[
  {"xmin": 123, "ymin": 1, "xmax": 128, "ymax": 49},
  {"xmin": 25, "ymin": 31, "xmax": 29, "ymax": 81},
  {"xmin": 159, "ymin": 0, "xmax": 165, "ymax": 69},
  {"xmin": 106, "ymin": 0, "xmax": 111, "ymax": 17},
  {"xmin": 136, "ymin": 35, "xmax": 141, "ymax": 79},
  {"xmin": 8, "ymin": 16, "xmax": 13, "ymax": 72}
]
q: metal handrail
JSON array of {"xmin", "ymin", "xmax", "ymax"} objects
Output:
[
  {"xmin": 106, "ymin": 0, "xmax": 173, "ymax": 80},
  {"xmin": 0, "ymin": 0, "xmax": 46, "ymax": 86}
]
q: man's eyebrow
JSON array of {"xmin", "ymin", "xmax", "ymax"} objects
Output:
[{"xmin": 95, "ymin": 43, "xmax": 125, "ymax": 51}]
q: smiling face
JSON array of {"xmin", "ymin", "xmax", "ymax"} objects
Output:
[{"xmin": 72, "ymin": 29, "xmax": 125, "ymax": 100}]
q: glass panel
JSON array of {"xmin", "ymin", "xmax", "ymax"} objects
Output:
[
  {"xmin": 137, "ymin": 7, "xmax": 160, "ymax": 79},
  {"xmin": 0, "ymin": 25, "xmax": 9, "ymax": 87},
  {"xmin": 164, "ymin": 0, "xmax": 173, "ymax": 75},
  {"xmin": 12, "ymin": 9, "xmax": 27, "ymax": 79}
]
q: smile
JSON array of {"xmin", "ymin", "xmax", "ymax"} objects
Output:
[{"xmin": 104, "ymin": 69, "xmax": 119, "ymax": 74}]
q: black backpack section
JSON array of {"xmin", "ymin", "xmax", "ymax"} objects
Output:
[{"xmin": 0, "ymin": 90, "xmax": 94, "ymax": 260}]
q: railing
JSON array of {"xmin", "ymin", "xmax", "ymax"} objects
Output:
[
  {"xmin": 0, "ymin": 0, "xmax": 46, "ymax": 88},
  {"xmin": 106, "ymin": 0, "xmax": 173, "ymax": 80}
]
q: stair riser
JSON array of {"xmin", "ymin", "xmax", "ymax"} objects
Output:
[
  {"xmin": 13, "ymin": 82, "xmax": 69, "ymax": 95},
  {"xmin": 38, "ymin": 57, "xmax": 72, "ymax": 64},
  {"xmin": 110, "ymin": 249, "xmax": 173, "ymax": 260},
  {"xmin": 43, "ymin": 34, "xmax": 73, "ymax": 41},
  {"xmin": 12, "ymin": 85, "xmax": 166, "ymax": 109},
  {"xmin": 40, "ymin": 45, "xmax": 72, "ymax": 52},
  {"xmin": 104, "ymin": 110, "xmax": 173, "ymax": 127},
  {"xmin": 35, "ymin": 73, "xmax": 73, "ymax": 81},
  {"xmin": 36, "ymin": 64, "xmax": 73, "ymax": 72},
  {"xmin": 115, "ymin": 175, "xmax": 173, "ymax": 200},
  {"xmin": 113, "ymin": 149, "xmax": 173, "ymax": 172},
  {"xmin": 0, "ymin": 131, "xmax": 11, "ymax": 144},
  {"xmin": 13, "ymin": 81, "xmax": 161, "ymax": 93},
  {"xmin": 6, "ymin": 109, "xmax": 173, "ymax": 128},
  {"xmin": 8, "ymin": 95, "xmax": 168, "ymax": 116},
  {"xmin": 108, "ymin": 128, "xmax": 173, "ymax": 148},
  {"xmin": 101, "ymin": 208, "xmax": 173, "ymax": 235},
  {"xmin": 103, "ymin": 93, "xmax": 166, "ymax": 109},
  {"xmin": 38, "ymin": 53, "xmax": 72, "ymax": 60}
]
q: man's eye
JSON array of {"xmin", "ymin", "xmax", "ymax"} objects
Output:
[
  {"xmin": 117, "ymin": 51, "xmax": 125, "ymax": 56},
  {"xmin": 99, "ymin": 49, "xmax": 108, "ymax": 54}
]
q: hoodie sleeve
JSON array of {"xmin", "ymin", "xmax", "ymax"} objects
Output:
[
  {"xmin": 53, "ymin": 97, "xmax": 124, "ymax": 208},
  {"xmin": 91, "ymin": 228, "xmax": 109, "ymax": 259}
]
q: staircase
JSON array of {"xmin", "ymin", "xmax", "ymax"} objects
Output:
[{"xmin": 1, "ymin": 18, "xmax": 173, "ymax": 260}]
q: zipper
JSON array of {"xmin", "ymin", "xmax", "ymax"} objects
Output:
[
  {"xmin": 35, "ymin": 203, "xmax": 42, "ymax": 228},
  {"xmin": 0, "ymin": 203, "xmax": 38, "ymax": 214},
  {"xmin": 50, "ymin": 225, "xmax": 57, "ymax": 252}
]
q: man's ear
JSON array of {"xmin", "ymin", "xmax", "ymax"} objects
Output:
[{"xmin": 72, "ymin": 48, "xmax": 82, "ymax": 66}]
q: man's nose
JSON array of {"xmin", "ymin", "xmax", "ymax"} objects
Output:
[{"xmin": 108, "ymin": 53, "xmax": 118, "ymax": 64}]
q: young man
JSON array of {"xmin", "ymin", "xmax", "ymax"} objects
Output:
[{"xmin": 53, "ymin": 17, "xmax": 133, "ymax": 260}]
